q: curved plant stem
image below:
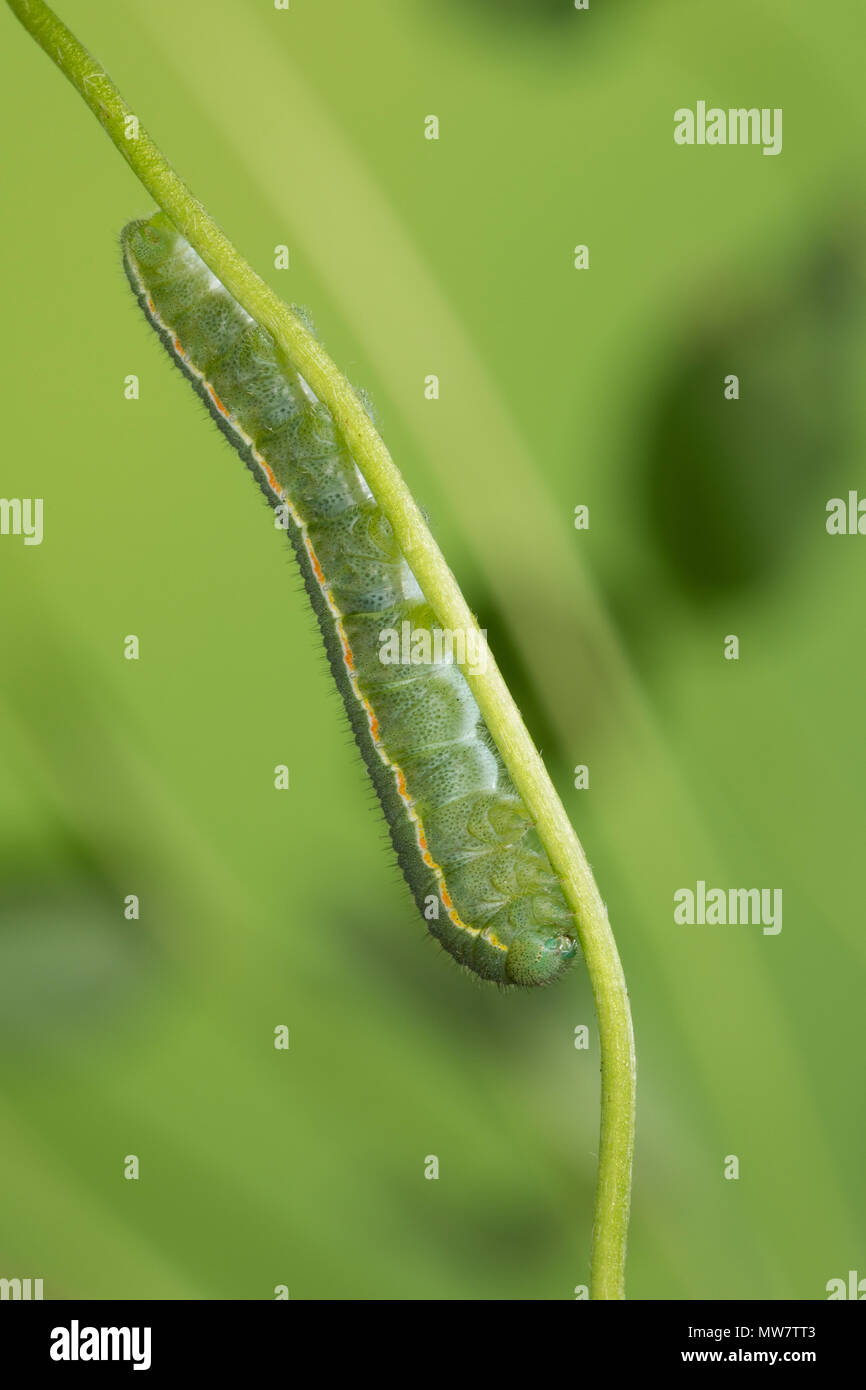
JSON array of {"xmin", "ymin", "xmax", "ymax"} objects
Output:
[{"xmin": 7, "ymin": 0, "xmax": 636, "ymax": 1298}]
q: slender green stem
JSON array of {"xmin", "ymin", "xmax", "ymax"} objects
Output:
[{"xmin": 7, "ymin": 0, "xmax": 636, "ymax": 1298}]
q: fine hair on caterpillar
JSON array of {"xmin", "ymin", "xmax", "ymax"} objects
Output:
[{"xmin": 122, "ymin": 212, "xmax": 579, "ymax": 988}]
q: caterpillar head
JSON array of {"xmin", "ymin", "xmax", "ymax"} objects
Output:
[
  {"xmin": 505, "ymin": 928, "xmax": 578, "ymax": 986},
  {"xmin": 122, "ymin": 212, "xmax": 176, "ymax": 270}
]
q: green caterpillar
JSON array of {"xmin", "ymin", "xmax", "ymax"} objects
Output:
[{"xmin": 122, "ymin": 212, "xmax": 578, "ymax": 987}]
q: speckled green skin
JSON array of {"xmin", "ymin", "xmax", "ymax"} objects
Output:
[{"xmin": 122, "ymin": 213, "xmax": 578, "ymax": 986}]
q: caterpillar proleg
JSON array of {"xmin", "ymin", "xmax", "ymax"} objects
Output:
[{"xmin": 122, "ymin": 212, "xmax": 578, "ymax": 987}]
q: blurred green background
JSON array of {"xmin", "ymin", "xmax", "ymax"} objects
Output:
[{"xmin": 2, "ymin": 0, "xmax": 865, "ymax": 1300}]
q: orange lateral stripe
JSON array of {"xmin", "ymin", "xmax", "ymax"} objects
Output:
[
  {"xmin": 306, "ymin": 543, "xmax": 326, "ymax": 586},
  {"xmin": 137, "ymin": 260, "xmax": 488, "ymax": 947}
]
